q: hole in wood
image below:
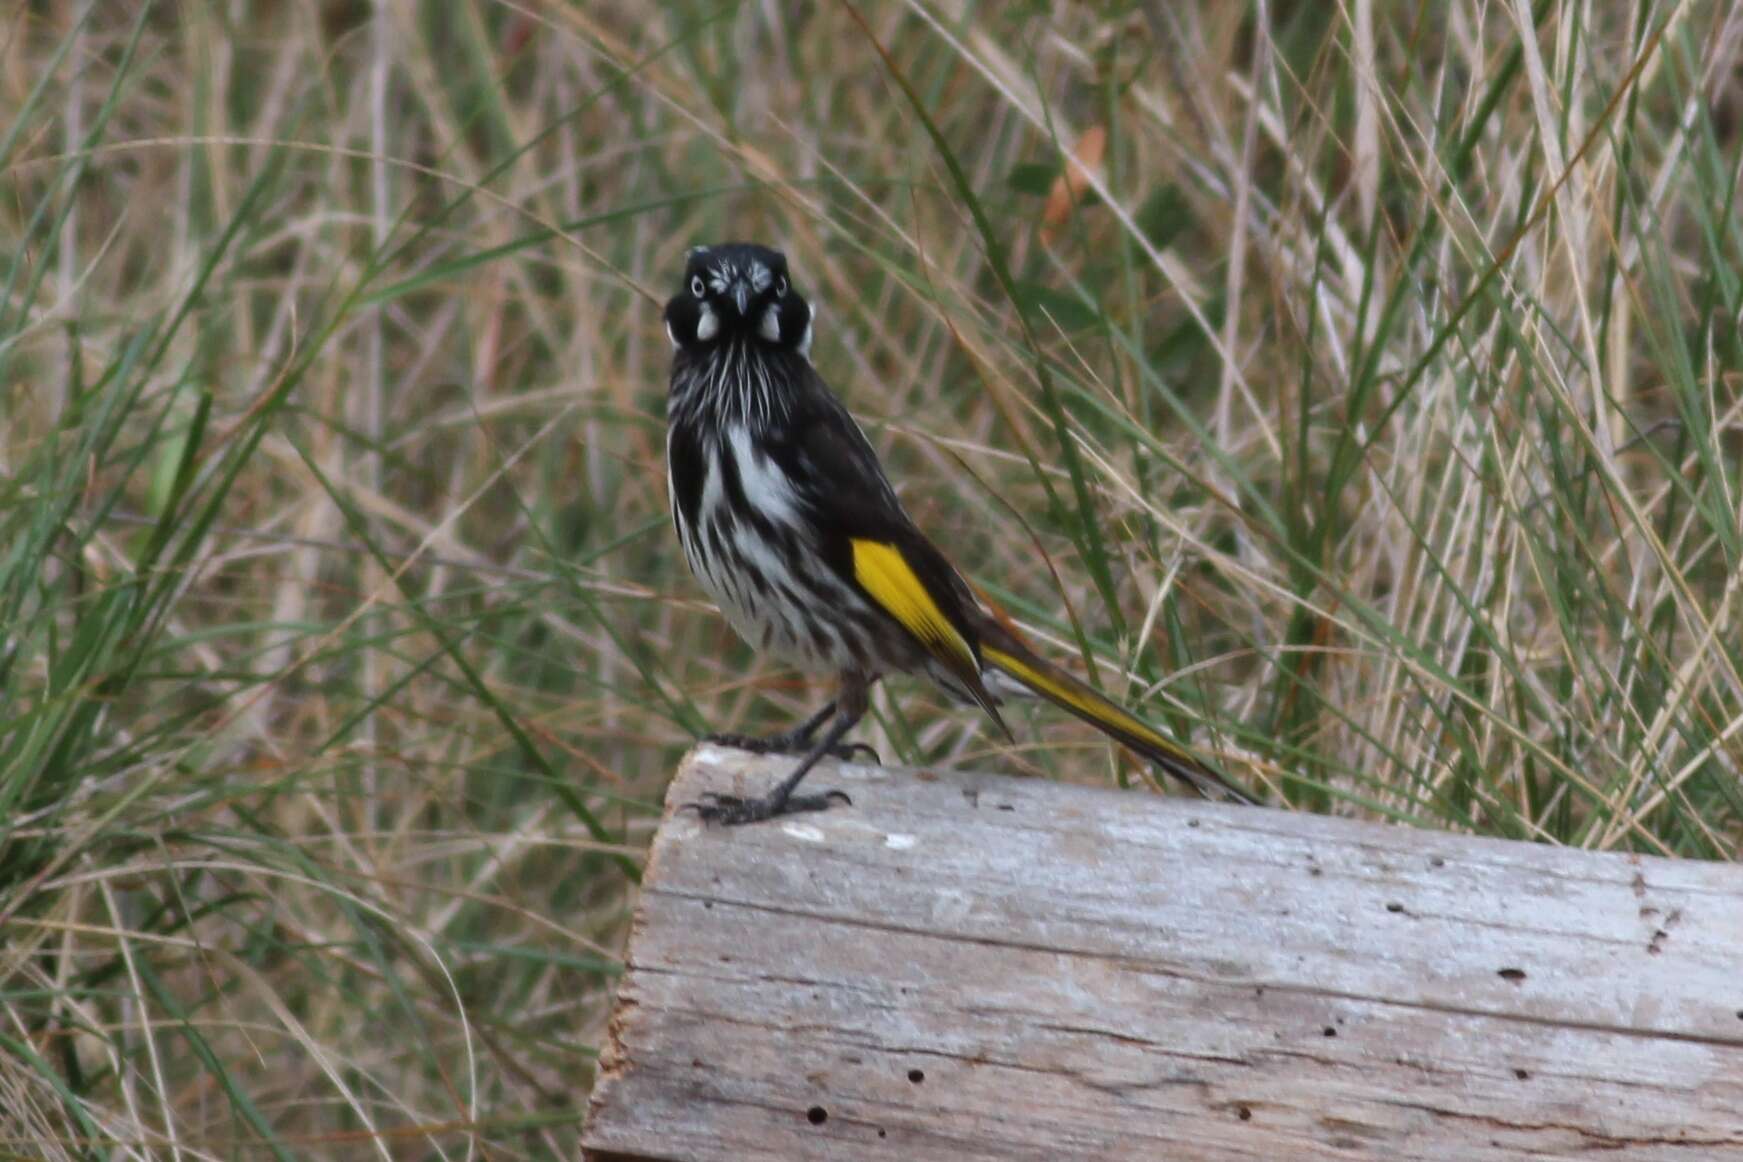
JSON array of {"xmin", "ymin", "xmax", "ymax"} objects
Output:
[
  {"xmin": 1385, "ymin": 901, "xmax": 1404, "ymax": 913},
  {"xmin": 807, "ymin": 1106, "xmax": 828, "ymax": 1125},
  {"xmin": 878, "ymin": 1129, "xmax": 887, "ymax": 1138},
  {"xmin": 1322, "ymin": 1026, "xmax": 1337, "ymax": 1037},
  {"xmin": 1430, "ymin": 856, "xmax": 1445, "ymax": 868},
  {"xmin": 1514, "ymin": 1068, "xmax": 1530, "ymax": 1080},
  {"xmin": 1237, "ymin": 1106, "xmax": 1253, "ymax": 1122},
  {"xmin": 907, "ymin": 1068, "xmax": 925, "ymax": 1084},
  {"xmin": 1497, "ymin": 967, "xmax": 1527, "ymax": 983}
]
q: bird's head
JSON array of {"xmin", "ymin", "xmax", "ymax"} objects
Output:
[{"xmin": 664, "ymin": 242, "xmax": 813, "ymax": 358}]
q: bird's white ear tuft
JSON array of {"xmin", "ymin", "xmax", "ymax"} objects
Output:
[
  {"xmin": 798, "ymin": 301, "xmax": 816, "ymax": 359},
  {"xmin": 665, "ymin": 319, "xmax": 680, "ymax": 350},
  {"xmin": 696, "ymin": 305, "xmax": 719, "ymax": 341},
  {"xmin": 759, "ymin": 303, "xmax": 782, "ymax": 342}
]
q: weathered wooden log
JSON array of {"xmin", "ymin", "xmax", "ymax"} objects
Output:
[{"xmin": 584, "ymin": 746, "xmax": 1743, "ymax": 1160}]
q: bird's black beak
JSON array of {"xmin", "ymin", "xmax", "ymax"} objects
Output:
[{"xmin": 730, "ymin": 278, "xmax": 750, "ymax": 317}]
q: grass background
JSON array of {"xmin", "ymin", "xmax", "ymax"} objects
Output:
[{"xmin": 3, "ymin": 0, "xmax": 1741, "ymax": 1155}]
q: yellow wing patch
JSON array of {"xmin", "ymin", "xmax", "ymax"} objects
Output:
[
  {"xmin": 850, "ymin": 539, "xmax": 978, "ymax": 674},
  {"xmin": 980, "ymin": 644, "xmax": 1189, "ymax": 761}
]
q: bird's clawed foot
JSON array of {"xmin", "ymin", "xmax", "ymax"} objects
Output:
[{"xmin": 682, "ymin": 788, "xmax": 853, "ymax": 826}]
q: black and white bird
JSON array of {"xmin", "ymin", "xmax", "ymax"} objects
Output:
[{"xmin": 663, "ymin": 241, "xmax": 1251, "ymax": 823}]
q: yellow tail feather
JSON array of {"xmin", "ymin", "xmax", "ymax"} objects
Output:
[
  {"xmin": 981, "ymin": 646, "xmax": 1176, "ymax": 755},
  {"xmin": 980, "ymin": 643, "xmax": 1251, "ymax": 804}
]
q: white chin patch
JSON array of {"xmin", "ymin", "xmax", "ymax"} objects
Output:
[
  {"xmin": 696, "ymin": 305, "xmax": 718, "ymax": 341},
  {"xmin": 759, "ymin": 303, "xmax": 782, "ymax": 343}
]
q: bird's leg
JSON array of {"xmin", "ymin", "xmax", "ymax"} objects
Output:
[
  {"xmin": 689, "ymin": 677, "xmax": 870, "ymax": 825},
  {"xmin": 704, "ymin": 698, "xmax": 877, "ymax": 763}
]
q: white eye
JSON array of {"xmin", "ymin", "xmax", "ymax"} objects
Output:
[
  {"xmin": 775, "ymin": 275, "xmax": 788, "ymax": 298},
  {"xmin": 690, "ymin": 275, "xmax": 706, "ymax": 298}
]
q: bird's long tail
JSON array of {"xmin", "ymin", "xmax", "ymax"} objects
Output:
[{"xmin": 974, "ymin": 619, "xmax": 1254, "ymax": 805}]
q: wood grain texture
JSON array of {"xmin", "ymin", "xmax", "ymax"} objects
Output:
[{"xmin": 583, "ymin": 746, "xmax": 1743, "ymax": 1161}]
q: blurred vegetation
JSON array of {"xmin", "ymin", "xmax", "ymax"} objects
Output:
[{"xmin": 2, "ymin": 0, "xmax": 1739, "ymax": 1155}]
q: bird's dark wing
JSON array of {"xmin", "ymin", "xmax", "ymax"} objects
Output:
[{"xmin": 762, "ymin": 366, "xmax": 1005, "ymax": 728}]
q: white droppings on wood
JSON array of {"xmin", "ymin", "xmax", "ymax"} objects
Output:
[{"xmin": 779, "ymin": 822, "xmax": 825, "ymax": 844}]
